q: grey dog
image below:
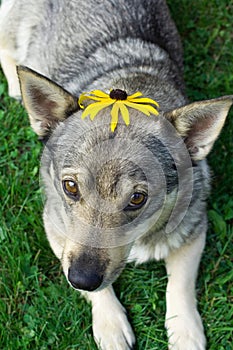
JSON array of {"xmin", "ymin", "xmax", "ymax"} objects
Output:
[{"xmin": 0, "ymin": 0, "xmax": 232, "ymax": 349}]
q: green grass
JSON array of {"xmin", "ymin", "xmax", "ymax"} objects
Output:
[{"xmin": 0, "ymin": 1, "xmax": 233, "ymax": 349}]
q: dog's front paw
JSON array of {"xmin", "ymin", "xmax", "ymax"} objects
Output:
[
  {"xmin": 166, "ymin": 311, "xmax": 206, "ymax": 350},
  {"xmin": 92, "ymin": 300, "xmax": 135, "ymax": 350}
]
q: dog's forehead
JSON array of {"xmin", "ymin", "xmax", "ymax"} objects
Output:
[
  {"xmin": 46, "ymin": 109, "xmax": 180, "ymax": 187},
  {"xmin": 93, "ymin": 158, "xmax": 147, "ymax": 196},
  {"xmin": 65, "ymin": 107, "xmax": 162, "ymax": 140},
  {"xmin": 58, "ymin": 109, "xmax": 165, "ymax": 155},
  {"xmin": 52, "ymin": 115, "xmax": 155, "ymax": 195}
]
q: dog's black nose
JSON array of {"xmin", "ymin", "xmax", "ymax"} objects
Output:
[{"xmin": 68, "ymin": 267, "xmax": 103, "ymax": 291}]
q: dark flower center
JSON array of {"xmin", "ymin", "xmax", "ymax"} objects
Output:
[{"xmin": 110, "ymin": 89, "xmax": 128, "ymax": 100}]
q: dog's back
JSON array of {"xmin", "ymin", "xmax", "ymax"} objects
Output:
[{"xmin": 0, "ymin": 0, "xmax": 184, "ymax": 97}]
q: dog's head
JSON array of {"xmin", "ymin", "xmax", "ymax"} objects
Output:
[{"xmin": 17, "ymin": 66, "xmax": 233, "ymax": 291}]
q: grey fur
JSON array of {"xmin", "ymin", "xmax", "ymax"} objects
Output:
[{"xmin": 1, "ymin": 1, "xmax": 232, "ymax": 349}]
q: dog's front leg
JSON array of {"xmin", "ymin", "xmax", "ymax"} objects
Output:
[
  {"xmin": 165, "ymin": 232, "xmax": 206, "ymax": 350},
  {"xmin": 82, "ymin": 285, "xmax": 135, "ymax": 350}
]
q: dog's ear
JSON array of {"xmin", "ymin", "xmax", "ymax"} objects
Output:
[
  {"xmin": 17, "ymin": 66, "xmax": 79, "ymax": 137},
  {"xmin": 165, "ymin": 96, "xmax": 233, "ymax": 160}
]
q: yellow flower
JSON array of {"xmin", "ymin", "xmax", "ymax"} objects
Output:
[{"xmin": 78, "ymin": 89, "xmax": 159, "ymax": 132}]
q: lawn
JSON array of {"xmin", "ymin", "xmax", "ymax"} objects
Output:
[{"xmin": 0, "ymin": 1, "xmax": 232, "ymax": 349}]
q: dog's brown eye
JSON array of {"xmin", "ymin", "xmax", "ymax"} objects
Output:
[
  {"xmin": 62, "ymin": 180, "xmax": 79, "ymax": 199},
  {"xmin": 125, "ymin": 192, "xmax": 147, "ymax": 210}
]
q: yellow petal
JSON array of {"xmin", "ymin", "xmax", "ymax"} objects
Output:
[
  {"xmin": 124, "ymin": 101, "xmax": 159, "ymax": 116},
  {"xmin": 81, "ymin": 101, "xmax": 114, "ymax": 119},
  {"xmin": 127, "ymin": 92, "xmax": 143, "ymax": 99},
  {"xmin": 128, "ymin": 97, "xmax": 159, "ymax": 107},
  {"xmin": 80, "ymin": 95, "xmax": 109, "ymax": 103},
  {"xmin": 90, "ymin": 90, "xmax": 110, "ymax": 98},
  {"xmin": 110, "ymin": 103, "xmax": 120, "ymax": 132},
  {"xmin": 89, "ymin": 105, "xmax": 107, "ymax": 120},
  {"xmin": 78, "ymin": 91, "xmax": 110, "ymax": 108},
  {"xmin": 87, "ymin": 97, "xmax": 111, "ymax": 103},
  {"xmin": 119, "ymin": 102, "xmax": 130, "ymax": 126},
  {"xmin": 78, "ymin": 92, "xmax": 89, "ymax": 108},
  {"xmin": 78, "ymin": 95, "xmax": 102, "ymax": 110}
]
